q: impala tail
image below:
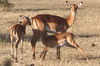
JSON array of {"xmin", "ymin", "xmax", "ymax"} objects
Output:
[{"xmin": 10, "ymin": 29, "xmax": 17, "ymax": 38}]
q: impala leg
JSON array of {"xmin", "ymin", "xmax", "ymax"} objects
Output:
[
  {"xmin": 42, "ymin": 47, "xmax": 49, "ymax": 59},
  {"xmin": 10, "ymin": 36, "xmax": 14, "ymax": 59},
  {"xmin": 67, "ymin": 38, "xmax": 89, "ymax": 61},
  {"xmin": 11, "ymin": 43, "xmax": 14, "ymax": 59},
  {"xmin": 31, "ymin": 30, "xmax": 46, "ymax": 59},
  {"xmin": 21, "ymin": 38, "xmax": 23, "ymax": 60},
  {"xmin": 77, "ymin": 46, "xmax": 89, "ymax": 61},
  {"xmin": 73, "ymin": 43, "xmax": 89, "ymax": 61},
  {"xmin": 31, "ymin": 40, "xmax": 36, "ymax": 59},
  {"xmin": 14, "ymin": 38, "xmax": 20, "ymax": 62},
  {"xmin": 31, "ymin": 30, "xmax": 37, "ymax": 59},
  {"xmin": 40, "ymin": 49, "xmax": 45, "ymax": 58},
  {"xmin": 42, "ymin": 50, "xmax": 47, "ymax": 59},
  {"xmin": 57, "ymin": 46, "xmax": 61, "ymax": 60},
  {"xmin": 31, "ymin": 33, "xmax": 40, "ymax": 59}
]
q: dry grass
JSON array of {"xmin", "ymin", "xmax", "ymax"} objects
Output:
[{"xmin": 0, "ymin": 0, "xmax": 100, "ymax": 66}]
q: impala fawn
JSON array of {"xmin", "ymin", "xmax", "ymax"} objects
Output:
[
  {"xmin": 10, "ymin": 15, "xmax": 31, "ymax": 62},
  {"xmin": 40, "ymin": 32, "xmax": 88, "ymax": 61}
]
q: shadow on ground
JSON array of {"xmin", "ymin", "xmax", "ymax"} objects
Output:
[
  {"xmin": 77, "ymin": 55, "xmax": 100, "ymax": 61},
  {"xmin": 76, "ymin": 34, "xmax": 100, "ymax": 38}
]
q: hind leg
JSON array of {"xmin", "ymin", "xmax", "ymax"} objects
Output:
[
  {"xmin": 10, "ymin": 35, "xmax": 14, "ymax": 59},
  {"xmin": 57, "ymin": 46, "xmax": 61, "ymax": 60},
  {"xmin": 20, "ymin": 38, "xmax": 23, "ymax": 60},
  {"xmin": 67, "ymin": 38, "xmax": 89, "ymax": 61},
  {"xmin": 76, "ymin": 45, "xmax": 89, "ymax": 61},
  {"xmin": 14, "ymin": 38, "xmax": 20, "ymax": 62}
]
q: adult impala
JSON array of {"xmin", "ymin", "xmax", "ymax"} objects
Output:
[
  {"xmin": 40, "ymin": 32, "xmax": 88, "ymax": 61},
  {"xmin": 31, "ymin": 1, "xmax": 83, "ymax": 59},
  {"xmin": 10, "ymin": 15, "xmax": 31, "ymax": 62}
]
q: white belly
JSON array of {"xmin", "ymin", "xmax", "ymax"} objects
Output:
[
  {"xmin": 45, "ymin": 25, "xmax": 57, "ymax": 33},
  {"xmin": 57, "ymin": 42, "xmax": 67, "ymax": 47}
]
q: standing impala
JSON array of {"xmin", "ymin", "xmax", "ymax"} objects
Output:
[
  {"xmin": 10, "ymin": 15, "xmax": 31, "ymax": 62},
  {"xmin": 31, "ymin": 1, "xmax": 83, "ymax": 59},
  {"xmin": 40, "ymin": 32, "xmax": 89, "ymax": 61}
]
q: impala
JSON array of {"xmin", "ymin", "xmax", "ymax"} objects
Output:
[
  {"xmin": 31, "ymin": 1, "xmax": 83, "ymax": 59},
  {"xmin": 40, "ymin": 32, "xmax": 89, "ymax": 61},
  {"xmin": 10, "ymin": 15, "xmax": 31, "ymax": 62}
]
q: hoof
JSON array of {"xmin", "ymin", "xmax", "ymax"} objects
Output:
[
  {"xmin": 14, "ymin": 58, "xmax": 18, "ymax": 62},
  {"xmin": 33, "ymin": 54, "xmax": 35, "ymax": 59},
  {"xmin": 41, "ymin": 58, "xmax": 45, "ymax": 61},
  {"xmin": 33, "ymin": 57, "xmax": 35, "ymax": 59},
  {"xmin": 11, "ymin": 55, "xmax": 14, "ymax": 59},
  {"xmin": 86, "ymin": 59, "xmax": 89, "ymax": 61},
  {"xmin": 15, "ymin": 60, "xmax": 18, "ymax": 62},
  {"xmin": 30, "ymin": 64, "xmax": 34, "ymax": 66},
  {"xmin": 21, "ymin": 58, "xmax": 23, "ymax": 60},
  {"xmin": 56, "ymin": 57, "xmax": 61, "ymax": 60}
]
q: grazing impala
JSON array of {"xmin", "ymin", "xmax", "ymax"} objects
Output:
[
  {"xmin": 10, "ymin": 15, "xmax": 31, "ymax": 62},
  {"xmin": 40, "ymin": 32, "xmax": 89, "ymax": 61},
  {"xmin": 31, "ymin": 1, "xmax": 83, "ymax": 59}
]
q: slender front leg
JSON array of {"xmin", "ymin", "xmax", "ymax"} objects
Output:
[
  {"xmin": 31, "ymin": 33, "xmax": 40, "ymax": 59},
  {"xmin": 40, "ymin": 47, "xmax": 49, "ymax": 59},
  {"xmin": 57, "ymin": 46, "xmax": 61, "ymax": 60},
  {"xmin": 31, "ymin": 30, "xmax": 46, "ymax": 59},
  {"xmin": 31, "ymin": 39, "xmax": 36, "ymax": 59},
  {"xmin": 42, "ymin": 50, "xmax": 47, "ymax": 59},
  {"xmin": 42, "ymin": 47, "xmax": 49, "ymax": 59},
  {"xmin": 40, "ymin": 50, "xmax": 45, "ymax": 58}
]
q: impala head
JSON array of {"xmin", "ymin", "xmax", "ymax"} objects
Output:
[
  {"xmin": 19, "ymin": 15, "xmax": 31, "ymax": 25},
  {"xmin": 66, "ymin": 1, "xmax": 83, "ymax": 12}
]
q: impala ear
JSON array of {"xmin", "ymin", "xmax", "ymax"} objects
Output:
[
  {"xmin": 66, "ymin": 1, "xmax": 68, "ymax": 3},
  {"xmin": 67, "ymin": 4, "xmax": 71, "ymax": 7},
  {"xmin": 20, "ymin": 15, "xmax": 25, "ymax": 19},
  {"xmin": 78, "ymin": 2, "xmax": 83, "ymax": 7},
  {"xmin": 20, "ymin": 15, "xmax": 24, "ymax": 17},
  {"xmin": 66, "ymin": 1, "xmax": 71, "ymax": 7}
]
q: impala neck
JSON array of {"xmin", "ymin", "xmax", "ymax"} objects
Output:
[
  {"xmin": 66, "ymin": 10, "xmax": 77, "ymax": 26},
  {"xmin": 22, "ymin": 23, "xmax": 27, "ymax": 30}
]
